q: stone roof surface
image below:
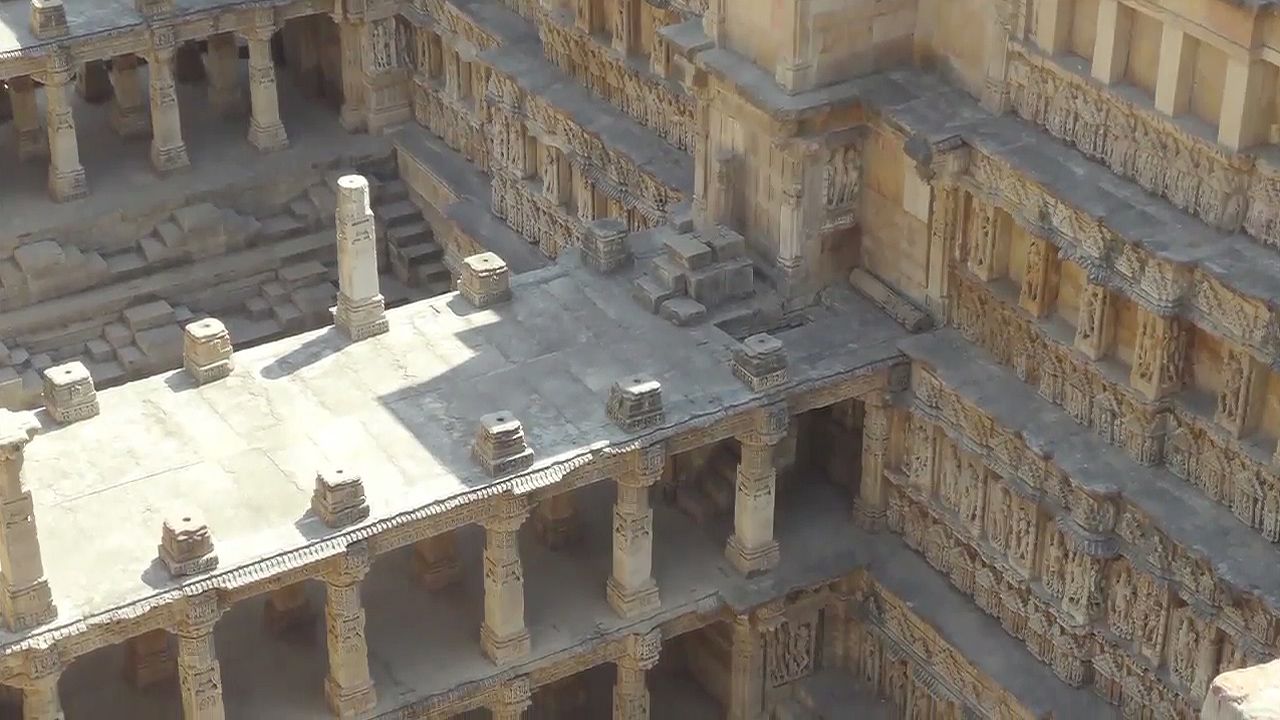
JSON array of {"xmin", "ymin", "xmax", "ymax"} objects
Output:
[{"xmin": 4, "ymin": 255, "xmax": 906, "ymax": 645}]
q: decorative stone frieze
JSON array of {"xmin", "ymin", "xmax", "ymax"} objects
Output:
[
  {"xmin": 159, "ymin": 511, "xmax": 218, "ymax": 577},
  {"xmin": 459, "ymin": 252, "xmax": 511, "ymax": 308},
  {"xmin": 334, "ymin": 174, "xmax": 389, "ymax": 341},
  {"xmin": 311, "ymin": 468, "xmax": 371, "ymax": 528},
  {"xmin": 29, "ymin": 1, "xmax": 68, "ymax": 40},
  {"xmin": 183, "ymin": 318, "xmax": 233, "ymax": 385},
  {"xmin": 732, "ymin": 334, "xmax": 788, "ymax": 392},
  {"xmin": 607, "ymin": 375, "xmax": 664, "ymax": 432},
  {"xmin": 324, "ymin": 544, "xmax": 376, "ymax": 718},
  {"xmin": 472, "ymin": 412, "xmax": 534, "ymax": 477},
  {"xmin": 0, "ymin": 410, "xmax": 56, "ymax": 632},
  {"xmin": 42, "ymin": 361, "xmax": 98, "ymax": 424},
  {"xmin": 581, "ymin": 218, "xmax": 631, "ymax": 273}
]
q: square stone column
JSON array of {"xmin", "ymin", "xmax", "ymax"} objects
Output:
[
  {"xmin": 323, "ymin": 546, "xmax": 377, "ymax": 718},
  {"xmin": 147, "ymin": 31, "xmax": 191, "ymax": 173},
  {"xmin": 854, "ymin": 396, "xmax": 890, "ymax": 531},
  {"xmin": 726, "ymin": 614, "xmax": 762, "ymax": 720},
  {"xmin": 42, "ymin": 51, "xmax": 87, "ymax": 203},
  {"xmin": 607, "ymin": 445, "xmax": 663, "ymax": 619},
  {"xmin": 175, "ymin": 594, "xmax": 226, "ymax": 720},
  {"xmin": 0, "ymin": 411, "xmax": 56, "ymax": 632},
  {"xmin": 244, "ymin": 26, "xmax": 289, "ymax": 152},
  {"xmin": 533, "ymin": 492, "xmax": 579, "ymax": 550},
  {"xmin": 412, "ymin": 532, "xmax": 459, "ymax": 590},
  {"xmin": 1219, "ymin": 57, "xmax": 1269, "ymax": 152},
  {"xmin": 18, "ymin": 650, "xmax": 63, "ymax": 720},
  {"xmin": 614, "ymin": 631, "xmax": 660, "ymax": 720},
  {"xmin": 334, "ymin": 175, "xmax": 389, "ymax": 341},
  {"xmin": 358, "ymin": 18, "xmax": 411, "ymax": 134},
  {"xmin": 76, "ymin": 60, "xmax": 113, "ymax": 104},
  {"xmin": 1073, "ymin": 281, "xmax": 1113, "ymax": 360},
  {"xmin": 108, "ymin": 55, "xmax": 151, "ymax": 139},
  {"xmin": 481, "ymin": 502, "xmax": 531, "ymax": 665},
  {"xmin": 725, "ymin": 404, "xmax": 787, "ymax": 576},
  {"xmin": 205, "ymin": 33, "xmax": 244, "ymax": 118},
  {"xmin": 9, "ymin": 76, "xmax": 49, "ymax": 162},
  {"xmin": 336, "ymin": 19, "xmax": 367, "ymax": 133},
  {"xmin": 1090, "ymin": 0, "xmax": 1131, "ymax": 85}
]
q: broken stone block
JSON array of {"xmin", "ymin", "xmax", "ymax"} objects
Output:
[
  {"xmin": 607, "ymin": 375, "xmax": 665, "ymax": 432},
  {"xmin": 42, "ymin": 361, "xmax": 99, "ymax": 423},
  {"xmin": 581, "ymin": 218, "xmax": 630, "ymax": 274},
  {"xmin": 472, "ymin": 412, "xmax": 534, "ymax": 477},
  {"xmin": 29, "ymin": 354, "xmax": 52, "ymax": 372},
  {"xmin": 7, "ymin": 347, "xmax": 28, "ymax": 367},
  {"xmin": 651, "ymin": 256, "xmax": 687, "ymax": 295},
  {"xmin": 632, "ymin": 276, "xmax": 675, "ymax": 314},
  {"xmin": 133, "ymin": 324, "xmax": 183, "ymax": 365},
  {"xmin": 173, "ymin": 203, "xmax": 221, "ymax": 234},
  {"xmin": 702, "ymin": 227, "xmax": 746, "ymax": 261},
  {"xmin": 103, "ymin": 323, "xmax": 133, "ymax": 349},
  {"xmin": 687, "ymin": 265, "xmax": 728, "ymax": 307},
  {"xmin": 159, "ymin": 511, "xmax": 218, "ymax": 577},
  {"xmin": 311, "ymin": 468, "xmax": 370, "ymax": 528},
  {"xmin": 732, "ymin": 333, "xmax": 789, "ymax": 392},
  {"xmin": 848, "ymin": 268, "xmax": 932, "ymax": 332},
  {"xmin": 460, "ymin": 252, "xmax": 511, "ymax": 308},
  {"xmin": 183, "ymin": 318, "xmax": 233, "ymax": 385},
  {"xmin": 659, "ymin": 297, "xmax": 706, "ymax": 326},
  {"xmin": 1203, "ymin": 659, "xmax": 1280, "ymax": 720},
  {"xmin": 664, "ymin": 235, "xmax": 713, "ymax": 271},
  {"xmin": 13, "ymin": 240, "xmax": 65, "ymax": 276}
]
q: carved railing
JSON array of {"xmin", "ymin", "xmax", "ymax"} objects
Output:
[
  {"xmin": 539, "ymin": 20, "xmax": 697, "ymax": 152},
  {"xmin": 886, "ymin": 383, "xmax": 1280, "ymax": 715},
  {"xmin": 1004, "ymin": 46, "xmax": 1280, "ymax": 251}
]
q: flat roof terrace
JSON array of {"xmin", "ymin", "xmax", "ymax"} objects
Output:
[{"xmin": 0, "ymin": 252, "xmax": 907, "ymax": 658}]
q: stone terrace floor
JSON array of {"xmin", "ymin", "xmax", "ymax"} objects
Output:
[{"xmin": 5, "ymin": 254, "xmax": 908, "ymax": 648}]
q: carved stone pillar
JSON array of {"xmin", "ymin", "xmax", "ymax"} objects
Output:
[
  {"xmin": 1090, "ymin": 0, "xmax": 1132, "ymax": 85},
  {"xmin": 75, "ymin": 60, "xmax": 112, "ymax": 104},
  {"xmin": 490, "ymin": 676, "xmax": 531, "ymax": 720},
  {"xmin": 1219, "ymin": 57, "xmax": 1268, "ymax": 152},
  {"xmin": 205, "ymin": 33, "xmax": 244, "ymax": 118},
  {"xmin": 412, "ymin": 532, "xmax": 460, "ymax": 590},
  {"xmin": 726, "ymin": 614, "xmax": 761, "ymax": 720},
  {"xmin": 0, "ymin": 411, "xmax": 55, "ymax": 632},
  {"xmin": 148, "ymin": 31, "xmax": 191, "ymax": 173},
  {"xmin": 726, "ymin": 404, "xmax": 787, "ymax": 576},
  {"xmin": 967, "ymin": 200, "xmax": 1005, "ymax": 281},
  {"xmin": 614, "ymin": 631, "xmax": 661, "ymax": 720},
  {"xmin": 42, "ymin": 50, "xmax": 87, "ymax": 203},
  {"xmin": 1129, "ymin": 309, "xmax": 1184, "ymax": 401},
  {"xmin": 18, "ymin": 650, "xmax": 63, "ymax": 720},
  {"xmin": 359, "ymin": 17, "xmax": 411, "ymax": 134},
  {"xmin": 443, "ymin": 50, "xmax": 460, "ymax": 97},
  {"xmin": 1073, "ymin": 281, "xmax": 1113, "ymax": 360},
  {"xmin": 10, "ymin": 76, "xmax": 48, "ymax": 162},
  {"xmin": 776, "ymin": 147, "xmax": 807, "ymax": 301},
  {"xmin": 855, "ymin": 397, "xmax": 890, "ymax": 531},
  {"xmin": 244, "ymin": 26, "xmax": 289, "ymax": 152},
  {"xmin": 336, "ymin": 19, "xmax": 367, "ymax": 132},
  {"xmin": 323, "ymin": 546, "xmax": 377, "ymax": 718},
  {"xmin": 108, "ymin": 55, "xmax": 151, "ymax": 139},
  {"xmin": 175, "ymin": 594, "xmax": 226, "ymax": 720},
  {"xmin": 573, "ymin": 164, "xmax": 595, "ymax": 223},
  {"xmin": 1216, "ymin": 346, "xmax": 1266, "ymax": 439},
  {"xmin": 533, "ymin": 492, "xmax": 579, "ymax": 550},
  {"xmin": 334, "ymin": 174, "xmax": 388, "ymax": 341},
  {"xmin": 608, "ymin": 446, "xmax": 663, "ymax": 619},
  {"xmin": 1018, "ymin": 236, "xmax": 1057, "ymax": 317},
  {"xmin": 481, "ymin": 501, "xmax": 531, "ymax": 665},
  {"xmin": 980, "ymin": 0, "xmax": 1014, "ymax": 113},
  {"xmin": 612, "ymin": 0, "xmax": 635, "ymax": 55},
  {"xmin": 1154, "ymin": 24, "xmax": 1195, "ymax": 117}
]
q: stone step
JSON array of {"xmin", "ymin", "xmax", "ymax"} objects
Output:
[
  {"xmin": 154, "ymin": 221, "xmax": 184, "ymax": 249},
  {"xmin": 138, "ymin": 236, "xmax": 180, "ymax": 265},
  {"xmin": 414, "ymin": 261, "xmax": 451, "ymax": 289},
  {"xmin": 104, "ymin": 250, "xmax": 148, "ymax": 279},
  {"xmin": 401, "ymin": 242, "xmax": 443, "ymax": 265},
  {"xmin": 278, "ymin": 260, "xmax": 328, "ymax": 289},
  {"xmin": 375, "ymin": 199, "xmax": 420, "ymax": 228},
  {"xmin": 377, "ymin": 179, "xmax": 409, "ymax": 204},
  {"xmin": 123, "ymin": 300, "xmax": 176, "ymax": 333},
  {"xmin": 244, "ymin": 296, "xmax": 271, "ymax": 321},
  {"xmin": 386, "ymin": 220, "xmax": 432, "ymax": 247},
  {"xmin": 288, "ymin": 197, "xmax": 320, "ymax": 227},
  {"xmin": 271, "ymin": 301, "xmax": 303, "ymax": 329},
  {"xmin": 306, "ymin": 183, "xmax": 338, "ymax": 224},
  {"xmin": 258, "ymin": 215, "xmax": 309, "ymax": 242}
]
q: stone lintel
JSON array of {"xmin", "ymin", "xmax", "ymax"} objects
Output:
[{"xmin": 42, "ymin": 361, "xmax": 99, "ymax": 424}]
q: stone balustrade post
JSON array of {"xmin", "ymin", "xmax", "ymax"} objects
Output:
[
  {"xmin": 108, "ymin": 55, "xmax": 151, "ymax": 139},
  {"xmin": 725, "ymin": 404, "xmax": 787, "ymax": 576},
  {"xmin": 148, "ymin": 29, "xmax": 191, "ymax": 173},
  {"xmin": 0, "ymin": 411, "xmax": 56, "ymax": 632},
  {"xmin": 9, "ymin": 76, "xmax": 49, "ymax": 162},
  {"xmin": 854, "ymin": 396, "xmax": 890, "ymax": 531},
  {"xmin": 175, "ymin": 593, "xmax": 226, "ymax": 720},
  {"xmin": 42, "ymin": 49, "xmax": 87, "ymax": 202},
  {"xmin": 244, "ymin": 25, "xmax": 289, "ymax": 152},
  {"xmin": 614, "ymin": 631, "xmax": 661, "ymax": 720},
  {"xmin": 607, "ymin": 445, "xmax": 663, "ymax": 619},
  {"xmin": 324, "ymin": 544, "xmax": 377, "ymax": 718},
  {"xmin": 481, "ymin": 500, "xmax": 531, "ymax": 665}
]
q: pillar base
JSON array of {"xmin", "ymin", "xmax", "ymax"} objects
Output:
[
  {"xmin": 334, "ymin": 292, "xmax": 389, "ymax": 342},
  {"xmin": 411, "ymin": 547, "xmax": 459, "ymax": 591},
  {"xmin": 481, "ymin": 623, "xmax": 531, "ymax": 665},
  {"xmin": 17, "ymin": 128, "xmax": 49, "ymax": 162},
  {"xmin": 150, "ymin": 141, "xmax": 190, "ymax": 174},
  {"xmin": 724, "ymin": 536, "xmax": 779, "ymax": 577},
  {"xmin": 324, "ymin": 676, "xmax": 376, "ymax": 719},
  {"xmin": 607, "ymin": 576, "xmax": 660, "ymax": 619},
  {"xmin": 109, "ymin": 103, "xmax": 151, "ymax": 140},
  {"xmin": 48, "ymin": 166, "xmax": 88, "ymax": 203},
  {"xmin": 248, "ymin": 119, "xmax": 289, "ymax": 153},
  {"xmin": 1, "ymin": 578, "xmax": 56, "ymax": 632}
]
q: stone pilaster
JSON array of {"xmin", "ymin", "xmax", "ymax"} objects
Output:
[
  {"xmin": 854, "ymin": 396, "xmax": 890, "ymax": 531},
  {"xmin": 175, "ymin": 594, "xmax": 226, "ymax": 720},
  {"xmin": 148, "ymin": 29, "xmax": 191, "ymax": 173},
  {"xmin": 10, "ymin": 77, "xmax": 49, "ymax": 162},
  {"xmin": 1091, "ymin": 0, "xmax": 1131, "ymax": 85},
  {"xmin": 1216, "ymin": 346, "xmax": 1267, "ymax": 439},
  {"xmin": 1130, "ymin": 309, "xmax": 1185, "ymax": 401},
  {"xmin": 726, "ymin": 404, "xmax": 787, "ymax": 576},
  {"xmin": 336, "ymin": 18, "xmax": 366, "ymax": 132},
  {"xmin": 967, "ymin": 199, "xmax": 1005, "ymax": 281},
  {"xmin": 726, "ymin": 614, "xmax": 761, "ymax": 720},
  {"xmin": 614, "ymin": 631, "xmax": 661, "ymax": 720},
  {"xmin": 334, "ymin": 174, "xmax": 389, "ymax": 341},
  {"xmin": 0, "ymin": 411, "xmax": 56, "ymax": 632},
  {"xmin": 612, "ymin": 0, "xmax": 635, "ymax": 55},
  {"xmin": 481, "ymin": 501, "xmax": 531, "ymax": 665},
  {"xmin": 18, "ymin": 650, "xmax": 63, "ymax": 720},
  {"xmin": 42, "ymin": 50, "xmax": 87, "ymax": 203},
  {"xmin": 324, "ymin": 545, "xmax": 377, "ymax": 719},
  {"xmin": 1073, "ymin": 281, "xmax": 1113, "ymax": 360},
  {"xmin": 205, "ymin": 34, "xmax": 244, "ymax": 118},
  {"xmin": 412, "ymin": 532, "xmax": 459, "ymax": 590},
  {"xmin": 1017, "ymin": 236, "xmax": 1057, "ymax": 318},
  {"xmin": 358, "ymin": 17, "xmax": 411, "ymax": 134},
  {"xmin": 608, "ymin": 445, "xmax": 663, "ymax": 619},
  {"xmin": 244, "ymin": 26, "xmax": 289, "ymax": 153},
  {"xmin": 108, "ymin": 55, "xmax": 151, "ymax": 139},
  {"xmin": 1219, "ymin": 57, "xmax": 1268, "ymax": 152},
  {"xmin": 490, "ymin": 676, "xmax": 531, "ymax": 720}
]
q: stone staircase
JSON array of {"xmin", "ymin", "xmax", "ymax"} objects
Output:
[
  {"xmin": 375, "ymin": 181, "xmax": 452, "ymax": 294},
  {"xmin": 632, "ymin": 226, "xmax": 754, "ymax": 326}
]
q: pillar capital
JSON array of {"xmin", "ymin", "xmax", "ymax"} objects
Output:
[
  {"xmin": 491, "ymin": 676, "xmax": 532, "ymax": 720},
  {"xmin": 741, "ymin": 403, "xmax": 789, "ymax": 447},
  {"xmin": 325, "ymin": 542, "xmax": 373, "ymax": 586},
  {"xmin": 17, "ymin": 648, "xmax": 63, "ymax": 720},
  {"xmin": 618, "ymin": 628, "xmax": 662, "ymax": 671},
  {"xmin": 176, "ymin": 591, "xmax": 224, "ymax": 636},
  {"xmin": 620, "ymin": 443, "xmax": 666, "ymax": 488},
  {"xmin": 175, "ymin": 592, "xmax": 226, "ymax": 720}
]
